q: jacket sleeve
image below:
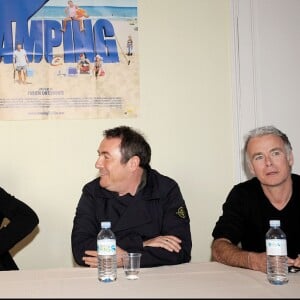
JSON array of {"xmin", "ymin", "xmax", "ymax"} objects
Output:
[
  {"xmin": 0, "ymin": 187, "xmax": 39, "ymax": 255},
  {"xmin": 71, "ymin": 186, "xmax": 99, "ymax": 266},
  {"xmin": 118, "ymin": 182, "xmax": 192, "ymax": 268},
  {"xmin": 212, "ymin": 185, "xmax": 247, "ymax": 245}
]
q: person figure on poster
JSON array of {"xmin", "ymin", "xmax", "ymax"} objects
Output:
[
  {"xmin": 0, "ymin": 187, "xmax": 39, "ymax": 270},
  {"xmin": 93, "ymin": 55, "xmax": 105, "ymax": 79},
  {"xmin": 13, "ymin": 43, "xmax": 29, "ymax": 84},
  {"xmin": 211, "ymin": 125, "xmax": 300, "ymax": 273},
  {"xmin": 61, "ymin": 0, "xmax": 87, "ymax": 32},
  {"xmin": 77, "ymin": 53, "xmax": 90, "ymax": 74},
  {"xmin": 127, "ymin": 35, "xmax": 133, "ymax": 56},
  {"xmin": 71, "ymin": 126, "xmax": 192, "ymax": 268}
]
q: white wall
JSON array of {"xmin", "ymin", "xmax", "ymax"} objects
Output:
[
  {"xmin": 0, "ymin": 0, "xmax": 234, "ymax": 269},
  {"xmin": 232, "ymin": 0, "xmax": 300, "ymax": 182}
]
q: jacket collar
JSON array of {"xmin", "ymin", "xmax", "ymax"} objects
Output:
[{"xmin": 95, "ymin": 167, "xmax": 160, "ymax": 201}]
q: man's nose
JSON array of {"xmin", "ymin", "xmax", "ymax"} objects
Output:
[
  {"xmin": 95, "ymin": 156, "xmax": 103, "ymax": 169},
  {"xmin": 265, "ymin": 156, "xmax": 272, "ymax": 167}
]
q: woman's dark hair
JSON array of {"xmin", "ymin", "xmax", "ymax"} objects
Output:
[{"xmin": 103, "ymin": 126, "xmax": 151, "ymax": 168}]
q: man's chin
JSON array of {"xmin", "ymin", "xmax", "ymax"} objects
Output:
[
  {"xmin": 99, "ymin": 178, "xmax": 106, "ymax": 187},
  {"xmin": 99, "ymin": 178, "xmax": 111, "ymax": 190}
]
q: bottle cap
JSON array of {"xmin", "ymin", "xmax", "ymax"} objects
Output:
[
  {"xmin": 269, "ymin": 220, "xmax": 280, "ymax": 227},
  {"xmin": 101, "ymin": 221, "xmax": 111, "ymax": 229}
]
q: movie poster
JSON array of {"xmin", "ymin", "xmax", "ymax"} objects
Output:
[{"xmin": 0, "ymin": 0, "xmax": 139, "ymax": 120}]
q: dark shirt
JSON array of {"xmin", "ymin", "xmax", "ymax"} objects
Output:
[
  {"xmin": 71, "ymin": 168, "xmax": 192, "ymax": 267},
  {"xmin": 212, "ymin": 174, "xmax": 300, "ymax": 259},
  {"xmin": 0, "ymin": 187, "xmax": 39, "ymax": 270}
]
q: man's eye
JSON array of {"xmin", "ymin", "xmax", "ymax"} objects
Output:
[
  {"xmin": 254, "ymin": 155, "xmax": 263, "ymax": 161},
  {"xmin": 272, "ymin": 150, "xmax": 281, "ymax": 156}
]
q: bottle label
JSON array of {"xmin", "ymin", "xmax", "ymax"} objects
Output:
[
  {"xmin": 97, "ymin": 239, "xmax": 116, "ymax": 255},
  {"xmin": 266, "ymin": 239, "xmax": 287, "ymax": 256}
]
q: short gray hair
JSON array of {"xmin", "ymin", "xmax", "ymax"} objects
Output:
[{"xmin": 244, "ymin": 125, "xmax": 292, "ymax": 162}]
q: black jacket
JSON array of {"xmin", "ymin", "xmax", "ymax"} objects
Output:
[
  {"xmin": 71, "ymin": 168, "xmax": 192, "ymax": 267},
  {"xmin": 0, "ymin": 187, "xmax": 39, "ymax": 271}
]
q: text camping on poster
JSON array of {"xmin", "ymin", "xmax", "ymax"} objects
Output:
[{"xmin": 0, "ymin": 0, "xmax": 139, "ymax": 120}]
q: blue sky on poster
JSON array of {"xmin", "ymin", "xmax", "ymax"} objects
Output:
[{"xmin": 46, "ymin": 0, "xmax": 136, "ymax": 7}]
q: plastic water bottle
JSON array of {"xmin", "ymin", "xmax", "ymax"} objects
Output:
[
  {"xmin": 265, "ymin": 220, "xmax": 288, "ymax": 285},
  {"xmin": 97, "ymin": 221, "xmax": 117, "ymax": 283}
]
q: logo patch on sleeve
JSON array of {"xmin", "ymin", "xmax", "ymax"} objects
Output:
[{"xmin": 176, "ymin": 206, "xmax": 187, "ymax": 219}]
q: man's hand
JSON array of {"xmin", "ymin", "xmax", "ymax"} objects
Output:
[
  {"xmin": 249, "ymin": 253, "xmax": 300, "ymax": 273},
  {"xmin": 143, "ymin": 235, "xmax": 182, "ymax": 253},
  {"xmin": 116, "ymin": 246, "xmax": 127, "ymax": 267},
  {"xmin": 82, "ymin": 250, "xmax": 97, "ymax": 268},
  {"xmin": 288, "ymin": 255, "xmax": 300, "ymax": 268},
  {"xmin": 82, "ymin": 246, "xmax": 128, "ymax": 268}
]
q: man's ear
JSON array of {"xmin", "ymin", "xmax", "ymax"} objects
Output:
[
  {"xmin": 288, "ymin": 151, "xmax": 294, "ymax": 167},
  {"xmin": 128, "ymin": 156, "xmax": 140, "ymax": 171}
]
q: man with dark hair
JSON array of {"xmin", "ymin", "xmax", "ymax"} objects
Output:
[
  {"xmin": 211, "ymin": 125, "xmax": 300, "ymax": 273},
  {"xmin": 0, "ymin": 187, "xmax": 39, "ymax": 270},
  {"xmin": 71, "ymin": 126, "xmax": 192, "ymax": 268}
]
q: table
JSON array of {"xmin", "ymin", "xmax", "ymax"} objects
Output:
[{"xmin": 0, "ymin": 262, "xmax": 299, "ymax": 298}]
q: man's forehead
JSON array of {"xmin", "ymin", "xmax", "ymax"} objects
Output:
[
  {"xmin": 249, "ymin": 134, "xmax": 283, "ymax": 143},
  {"xmin": 98, "ymin": 137, "xmax": 121, "ymax": 150},
  {"xmin": 247, "ymin": 134, "xmax": 285, "ymax": 151}
]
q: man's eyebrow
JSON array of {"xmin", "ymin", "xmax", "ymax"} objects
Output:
[
  {"xmin": 251, "ymin": 152, "xmax": 263, "ymax": 159},
  {"xmin": 269, "ymin": 147, "xmax": 283, "ymax": 152},
  {"xmin": 97, "ymin": 150, "xmax": 110, "ymax": 156}
]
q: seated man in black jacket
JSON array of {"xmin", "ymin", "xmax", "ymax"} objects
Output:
[
  {"xmin": 71, "ymin": 126, "xmax": 192, "ymax": 268},
  {"xmin": 0, "ymin": 187, "xmax": 39, "ymax": 270}
]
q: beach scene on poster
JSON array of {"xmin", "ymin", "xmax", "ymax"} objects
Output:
[{"xmin": 0, "ymin": 0, "xmax": 139, "ymax": 120}]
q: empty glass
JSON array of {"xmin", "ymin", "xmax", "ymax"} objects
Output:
[{"xmin": 122, "ymin": 253, "xmax": 142, "ymax": 280}]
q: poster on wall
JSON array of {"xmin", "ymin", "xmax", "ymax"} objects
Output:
[{"xmin": 0, "ymin": 0, "xmax": 139, "ymax": 120}]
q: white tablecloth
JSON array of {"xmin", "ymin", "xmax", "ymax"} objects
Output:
[{"xmin": 0, "ymin": 262, "xmax": 299, "ymax": 298}]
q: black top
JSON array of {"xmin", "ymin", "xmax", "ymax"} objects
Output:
[
  {"xmin": 0, "ymin": 187, "xmax": 39, "ymax": 270},
  {"xmin": 71, "ymin": 168, "xmax": 192, "ymax": 267},
  {"xmin": 212, "ymin": 174, "xmax": 300, "ymax": 259}
]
